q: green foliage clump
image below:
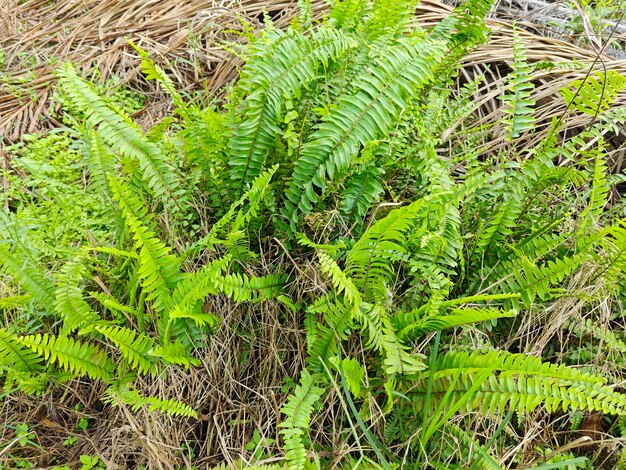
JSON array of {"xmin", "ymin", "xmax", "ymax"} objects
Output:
[{"xmin": 2, "ymin": 0, "xmax": 626, "ymax": 468}]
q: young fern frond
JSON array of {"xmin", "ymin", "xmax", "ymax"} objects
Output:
[
  {"xmin": 365, "ymin": 0, "xmax": 417, "ymax": 39},
  {"xmin": 396, "ymin": 307, "xmax": 516, "ymax": 340},
  {"xmin": 501, "ymin": 27, "xmax": 535, "ymax": 140},
  {"xmin": 0, "ymin": 245, "xmax": 56, "ymax": 311},
  {"xmin": 187, "ymin": 165, "xmax": 277, "ymax": 257},
  {"xmin": 56, "ymin": 63, "xmax": 179, "ymax": 202},
  {"xmin": 358, "ymin": 303, "xmax": 426, "ymax": 375},
  {"xmin": 578, "ymin": 149, "xmax": 609, "ymax": 231},
  {"xmin": 346, "ymin": 200, "xmax": 423, "ymax": 302},
  {"xmin": 55, "ymin": 260, "xmax": 101, "ymax": 333},
  {"xmin": 17, "ymin": 333, "xmax": 115, "ymax": 381},
  {"xmin": 229, "ymin": 28, "xmax": 356, "ymax": 193},
  {"xmin": 284, "ymin": 37, "xmax": 447, "ymax": 224},
  {"xmin": 167, "ymin": 257, "xmax": 230, "ymax": 320},
  {"xmin": 129, "ymin": 40, "xmax": 188, "ymax": 114},
  {"xmin": 95, "ymin": 325, "xmax": 156, "ymax": 374},
  {"xmin": 0, "ymin": 328, "xmax": 43, "ymax": 373},
  {"xmin": 414, "ymin": 350, "xmax": 626, "ymax": 416},
  {"xmin": 340, "ymin": 166, "xmax": 384, "ymax": 224},
  {"xmin": 217, "ymin": 272, "xmax": 288, "ymax": 302},
  {"xmin": 103, "ymin": 384, "xmax": 197, "ymax": 418},
  {"xmin": 560, "ymin": 71, "xmax": 626, "ymax": 117},
  {"xmin": 279, "ymin": 369, "xmax": 325, "ymax": 470},
  {"xmin": 110, "ymin": 178, "xmax": 181, "ymax": 312}
]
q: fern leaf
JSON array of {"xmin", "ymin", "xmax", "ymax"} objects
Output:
[
  {"xmin": 151, "ymin": 341, "xmax": 200, "ymax": 368},
  {"xmin": 110, "ymin": 178, "xmax": 181, "ymax": 312},
  {"xmin": 561, "ymin": 71, "xmax": 626, "ymax": 117},
  {"xmin": 365, "ymin": 0, "xmax": 417, "ymax": 38},
  {"xmin": 414, "ymin": 350, "xmax": 626, "ymax": 416},
  {"xmin": 95, "ymin": 325, "xmax": 156, "ymax": 374},
  {"xmin": 0, "ymin": 245, "xmax": 56, "ymax": 310},
  {"xmin": 500, "ymin": 27, "xmax": 535, "ymax": 140},
  {"xmin": 340, "ymin": 166, "xmax": 384, "ymax": 224},
  {"xmin": 103, "ymin": 384, "xmax": 197, "ymax": 418},
  {"xmin": 284, "ymin": 37, "xmax": 447, "ymax": 224},
  {"xmin": 346, "ymin": 199, "xmax": 423, "ymax": 301},
  {"xmin": 217, "ymin": 272, "xmax": 287, "ymax": 302},
  {"xmin": 55, "ymin": 261, "xmax": 100, "ymax": 332},
  {"xmin": 0, "ymin": 328, "xmax": 43, "ymax": 373},
  {"xmin": 229, "ymin": 28, "xmax": 356, "ymax": 193},
  {"xmin": 279, "ymin": 369, "xmax": 325, "ymax": 469},
  {"xmin": 56, "ymin": 63, "xmax": 179, "ymax": 201},
  {"xmin": 129, "ymin": 40, "xmax": 187, "ymax": 113},
  {"xmin": 397, "ymin": 308, "xmax": 516, "ymax": 339},
  {"xmin": 18, "ymin": 334, "xmax": 115, "ymax": 380}
]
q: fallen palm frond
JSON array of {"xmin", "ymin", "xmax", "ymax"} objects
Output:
[
  {"xmin": 417, "ymin": 0, "xmax": 626, "ymax": 167},
  {"xmin": 2, "ymin": 0, "xmax": 626, "ymax": 160}
]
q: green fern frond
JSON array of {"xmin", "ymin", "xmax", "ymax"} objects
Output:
[
  {"xmin": 89, "ymin": 291, "xmax": 137, "ymax": 316},
  {"xmin": 0, "ymin": 327, "xmax": 43, "ymax": 373},
  {"xmin": 396, "ymin": 308, "xmax": 516, "ymax": 339},
  {"xmin": 501, "ymin": 27, "xmax": 535, "ymax": 140},
  {"xmin": 414, "ymin": 350, "xmax": 626, "ymax": 416},
  {"xmin": 151, "ymin": 341, "xmax": 200, "ymax": 368},
  {"xmin": 578, "ymin": 149, "xmax": 609, "ymax": 231},
  {"xmin": 110, "ymin": 178, "xmax": 181, "ymax": 312},
  {"xmin": 561, "ymin": 71, "xmax": 626, "ymax": 117},
  {"xmin": 95, "ymin": 325, "xmax": 156, "ymax": 374},
  {"xmin": 103, "ymin": 384, "xmax": 197, "ymax": 418},
  {"xmin": 340, "ymin": 166, "xmax": 384, "ymax": 224},
  {"xmin": 365, "ymin": 0, "xmax": 417, "ymax": 39},
  {"xmin": 56, "ymin": 63, "xmax": 179, "ymax": 201},
  {"xmin": 0, "ymin": 295, "xmax": 31, "ymax": 309},
  {"xmin": 217, "ymin": 272, "xmax": 287, "ymax": 302},
  {"xmin": 229, "ymin": 28, "xmax": 356, "ymax": 193},
  {"xmin": 55, "ymin": 260, "xmax": 101, "ymax": 333},
  {"xmin": 129, "ymin": 40, "xmax": 188, "ymax": 113},
  {"xmin": 279, "ymin": 369, "xmax": 325, "ymax": 469},
  {"xmin": 317, "ymin": 252, "xmax": 362, "ymax": 306},
  {"xmin": 346, "ymin": 200, "xmax": 423, "ymax": 301},
  {"xmin": 0, "ymin": 245, "xmax": 56, "ymax": 311},
  {"xmin": 284, "ymin": 37, "xmax": 447, "ymax": 224},
  {"xmin": 17, "ymin": 333, "xmax": 115, "ymax": 380},
  {"xmin": 167, "ymin": 257, "xmax": 230, "ymax": 320},
  {"xmin": 358, "ymin": 303, "xmax": 426, "ymax": 375}
]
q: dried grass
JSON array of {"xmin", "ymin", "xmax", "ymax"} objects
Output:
[{"xmin": 2, "ymin": 0, "xmax": 626, "ymax": 467}]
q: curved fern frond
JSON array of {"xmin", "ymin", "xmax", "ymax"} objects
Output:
[
  {"xmin": 217, "ymin": 272, "xmax": 288, "ymax": 302},
  {"xmin": 151, "ymin": 341, "xmax": 200, "ymax": 368},
  {"xmin": 346, "ymin": 200, "xmax": 423, "ymax": 301},
  {"xmin": 365, "ymin": 0, "xmax": 417, "ymax": 39},
  {"xmin": 357, "ymin": 303, "xmax": 426, "ymax": 375},
  {"xmin": 129, "ymin": 40, "xmax": 188, "ymax": 114},
  {"xmin": 396, "ymin": 308, "xmax": 516, "ymax": 339},
  {"xmin": 317, "ymin": 252, "xmax": 362, "ymax": 306},
  {"xmin": 55, "ymin": 260, "xmax": 100, "ymax": 333},
  {"xmin": 0, "ymin": 245, "xmax": 55, "ymax": 311},
  {"xmin": 167, "ymin": 256, "xmax": 230, "ymax": 320},
  {"xmin": 284, "ymin": 37, "xmax": 447, "ymax": 224},
  {"xmin": 0, "ymin": 328, "xmax": 43, "ymax": 373},
  {"xmin": 56, "ymin": 63, "xmax": 179, "ymax": 201},
  {"xmin": 95, "ymin": 325, "xmax": 156, "ymax": 374},
  {"xmin": 110, "ymin": 178, "xmax": 181, "ymax": 312},
  {"xmin": 340, "ymin": 166, "xmax": 384, "ymax": 224},
  {"xmin": 103, "ymin": 384, "xmax": 197, "ymax": 418},
  {"xmin": 279, "ymin": 369, "xmax": 325, "ymax": 470},
  {"xmin": 414, "ymin": 350, "xmax": 626, "ymax": 415},
  {"xmin": 229, "ymin": 28, "xmax": 356, "ymax": 193},
  {"xmin": 561, "ymin": 71, "xmax": 626, "ymax": 117},
  {"xmin": 18, "ymin": 334, "xmax": 115, "ymax": 380}
]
